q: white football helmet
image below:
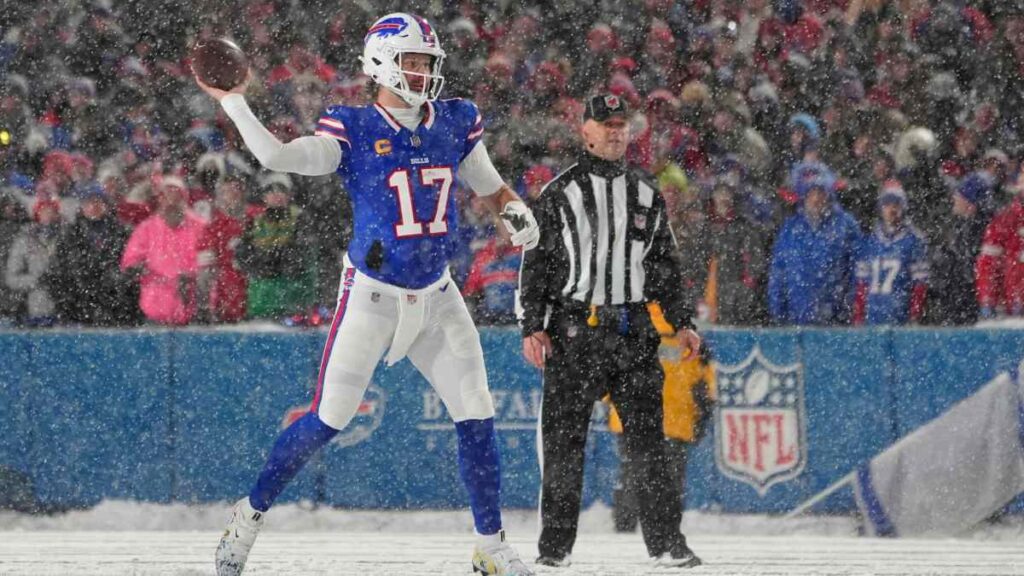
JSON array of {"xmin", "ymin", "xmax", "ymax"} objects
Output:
[{"xmin": 361, "ymin": 13, "xmax": 446, "ymax": 106}]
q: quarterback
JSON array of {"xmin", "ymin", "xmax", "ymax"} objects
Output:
[{"xmin": 196, "ymin": 13, "xmax": 538, "ymax": 576}]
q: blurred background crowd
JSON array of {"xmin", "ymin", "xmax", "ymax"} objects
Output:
[{"xmin": 2, "ymin": 0, "xmax": 1024, "ymax": 329}]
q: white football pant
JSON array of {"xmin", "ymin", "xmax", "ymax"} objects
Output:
[{"xmin": 311, "ymin": 257, "xmax": 495, "ymax": 430}]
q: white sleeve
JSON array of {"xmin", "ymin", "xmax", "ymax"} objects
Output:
[
  {"xmin": 458, "ymin": 141, "xmax": 506, "ymax": 197},
  {"xmin": 219, "ymin": 94, "xmax": 342, "ymax": 176}
]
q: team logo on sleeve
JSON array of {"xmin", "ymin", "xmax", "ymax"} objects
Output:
[{"xmin": 713, "ymin": 345, "xmax": 806, "ymax": 495}]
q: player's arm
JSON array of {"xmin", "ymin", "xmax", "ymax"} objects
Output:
[
  {"xmin": 196, "ymin": 77, "xmax": 341, "ymax": 176},
  {"xmin": 459, "ymin": 141, "xmax": 539, "ymax": 250}
]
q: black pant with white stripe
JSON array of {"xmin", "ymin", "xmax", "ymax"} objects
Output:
[{"xmin": 537, "ymin": 305, "xmax": 686, "ymax": 560}]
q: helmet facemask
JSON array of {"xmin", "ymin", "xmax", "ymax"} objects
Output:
[{"xmin": 389, "ymin": 51, "xmax": 446, "ymax": 106}]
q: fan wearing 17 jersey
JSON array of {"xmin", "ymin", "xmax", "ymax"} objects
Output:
[{"xmin": 195, "ymin": 12, "xmax": 538, "ymax": 576}]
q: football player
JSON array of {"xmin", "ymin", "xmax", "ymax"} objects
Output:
[{"xmin": 196, "ymin": 13, "xmax": 538, "ymax": 576}]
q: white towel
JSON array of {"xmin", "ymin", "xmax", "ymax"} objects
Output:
[{"xmin": 385, "ymin": 292, "xmax": 426, "ymax": 366}]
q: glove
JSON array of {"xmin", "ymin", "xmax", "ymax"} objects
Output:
[{"xmin": 500, "ymin": 200, "xmax": 540, "ymax": 250}]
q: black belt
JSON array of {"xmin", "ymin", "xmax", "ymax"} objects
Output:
[{"xmin": 556, "ymin": 301, "xmax": 647, "ymax": 335}]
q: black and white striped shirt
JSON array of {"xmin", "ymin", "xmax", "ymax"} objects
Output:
[{"xmin": 518, "ymin": 154, "xmax": 694, "ymax": 336}]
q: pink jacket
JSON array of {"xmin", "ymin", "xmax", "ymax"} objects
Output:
[{"xmin": 121, "ymin": 213, "xmax": 206, "ymax": 325}]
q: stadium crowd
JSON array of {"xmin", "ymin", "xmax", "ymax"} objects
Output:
[{"xmin": 1, "ymin": 0, "xmax": 1023, "ymax": 328}]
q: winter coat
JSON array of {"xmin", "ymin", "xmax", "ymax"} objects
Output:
[
  {"xmin": 768, "ymin": 205, "xmax": 861, "ymax": 325},
  {"xmin": 121, "ymin": 213, "xmax": 206, "ymax": 325},
  {"xmin": 4, "ymin": 224, "xmax": 59, "ymax": 320},
  {"xmin": 975, "ymin": 198, "xmax": 1024, "ymax": 315},
  {"xmin": 236, "ymin": 205, "xmax": 315, "ymax": 318},
  {"xmin": 706, "ymin": 210, "xmax": 768, "ymax": 325},
  {"xmin": 49, "ymin": 215, "xmax": 138, "ymax": 326},
  {"xmin": 0, "ymin": 213, "xmax": 25, "ymax": 319},
  {"xmin": 927, "ymin": 215, "xmax": 986, "ymax": 326}
]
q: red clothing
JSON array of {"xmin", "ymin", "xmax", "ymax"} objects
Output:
[
  {"xmin": 628, "ymin": 123, "xmax": 704, "ymax": 174},
  {"xmin": 198, "ymin": 209, "xmax": 248, "ymax": 322},
  {"xmin": 976, "ymin": 199, "xmax": 1024, "ymax": 314}
]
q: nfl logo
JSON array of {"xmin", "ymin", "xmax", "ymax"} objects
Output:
[
  {"xmin": 634, "ymin": 214, "xmax": 647, "ymax": 229},
  {"xmin": 713, "ymin": 345, "xmax": 806, "ymax": 496},
  {"xmin": 406, "ymin": 294, "xmax": 418, "ymax": 305},
  {"xmin": 604, "ymin": 95, "xmax": 620, "ymax": 109}
]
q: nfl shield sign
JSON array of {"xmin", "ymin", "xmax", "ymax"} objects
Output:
[{"xmin": 714, "ymin": 345, "xmax": 806, "ymax": 495}]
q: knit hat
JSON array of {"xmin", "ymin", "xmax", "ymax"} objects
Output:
[
  {"xmin": 158, "ymin": 175, "xmax": 187, "ymax": 193},
  {"xmin": 657, "ymin": 163, "xmax": 688, "ymax": 191},
  {"xmin": 797, "ymin": 173, "xmax": 834, "ymax": 199},
  {"xmin": 258, "ymin": 172, "xmax": 293, "ymax": 193},
  {"xmin": 878, "ymin": 180, "xmax": 907, "ymax": 208},
  {"xmin": 789, "ymin": 113, "xmax": 821, "ymax": 142},
  {"xmin": 791, "ymin": 162, "xmax": 836, "ymax": 200},
  {"xmin": 956, "ymin": 173, "xmax": 992, "ymax": 207},
  {"xmin": 32, "ymin": 199, "xmax": 61, "ymax": 222}
]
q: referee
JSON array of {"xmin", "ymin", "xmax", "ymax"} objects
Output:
[{"xmin": 518, "ymin": 94, "xmax": 702, "ymax": 568}]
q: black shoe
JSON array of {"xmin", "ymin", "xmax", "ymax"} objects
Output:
[
  {"xmin": 653, "ymin": 541, "xmax": 702, "ymax": 568},
  {"xmin": 535, "ymin": 555, "xmax": 571, "ymax": 568}
]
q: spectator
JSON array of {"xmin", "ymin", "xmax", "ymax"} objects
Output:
[
  {"xmin": 927, "ymin": 177, "xmax": 990, "ymax": 326},
  {"xmin": 121, "ymin": 176, "xmax": 206, "ymax": 325},
  {"xmin": 853, "ymin": 182, "xmax": 929, "ymax": 325},
  {"xmin": 768, "ymin": 172, "xmax": 861, "ymax": 325},
  {"xmin": 196, "ymin": 174, "xmax": 250, "ymax": 323},
  {"xmin": 49, "ymin": 183, "xmax": 137, "ymax": 325},
  {"xmin": 236, "ymin": 173, "xmax": 315, "ymax": 320},
  {"xmin": 5, "ymin": 0, "xmax": 1024, "ymax": 332},
  {"xmin": 975, "ymin": 170, "xmax": 1024, "ymax": 318},
  {"xmin": 705, "ymin": 177, "xmax": 768, "ymax": 325},
  {"xmin": 463, "ymin": 212, "xmax": 521, "ymax": 326},
  {"xmin": 5, "ymin": 198, "xmax": 61, "ymax": 326},
  {"xmin": 783, "ymin": 113, "xmax": 822, "ymax": 177},
  {"xmin": 660, "ymin": 164, "xmax": 710, "ymax": 319},
  {"xmin": 0, "ymin": 188, "xmax": 28, "ymax": 325}
]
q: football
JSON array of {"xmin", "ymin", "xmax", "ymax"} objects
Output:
[{"xmin": 190, "ymin": 37, "xmax": 248, "ymax": 91}]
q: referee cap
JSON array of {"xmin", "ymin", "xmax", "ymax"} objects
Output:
[{"xmin": 583, "ymin": 94, "xmax": 628, "ymax": 122}]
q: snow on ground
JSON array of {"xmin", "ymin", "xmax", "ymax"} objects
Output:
[{"xmin": 0, "ymin": 501, "xmax": 1022, "ymax": 575}]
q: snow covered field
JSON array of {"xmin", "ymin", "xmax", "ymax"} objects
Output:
[{"xmin": 1, "ymin": 502, "xmax": 1021, "ymax": 575}]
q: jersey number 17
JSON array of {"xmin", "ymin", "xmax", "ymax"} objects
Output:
[{"xmin": 388, "ymin": 166, "xmax": 454, "ymax": 238}]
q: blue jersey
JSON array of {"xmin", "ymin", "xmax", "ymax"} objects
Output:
[
  {"xmin": 854, "ymin": 224, "xmax": 929, "ymax": 325},
  {"xmin": 314, "ymin": 99, "xmax": 484, "ymax": 288}
]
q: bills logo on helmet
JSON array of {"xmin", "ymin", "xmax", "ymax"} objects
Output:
[
  {"xmin": 366, "ymin": 17, "xmax": 409, "ymax": 40},
  {"xmin": 281, "ymin": 384, "xmax": 387, "ymax": 448},
  {"xmin": 713, "ymin": 345, "xmax": 806, "ymax": 496}
]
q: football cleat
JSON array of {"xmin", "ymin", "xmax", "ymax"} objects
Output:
[
  {"xmin": 472, "ymin": 530, "xmax": 535, "ymax": 575},
  {"xmin": 215, "ymin": 497, "xmax": 265, "ymax": 576},
  {"xmin": 653, "ymin": 540, "xmax": 702, "ymax": 569}
]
